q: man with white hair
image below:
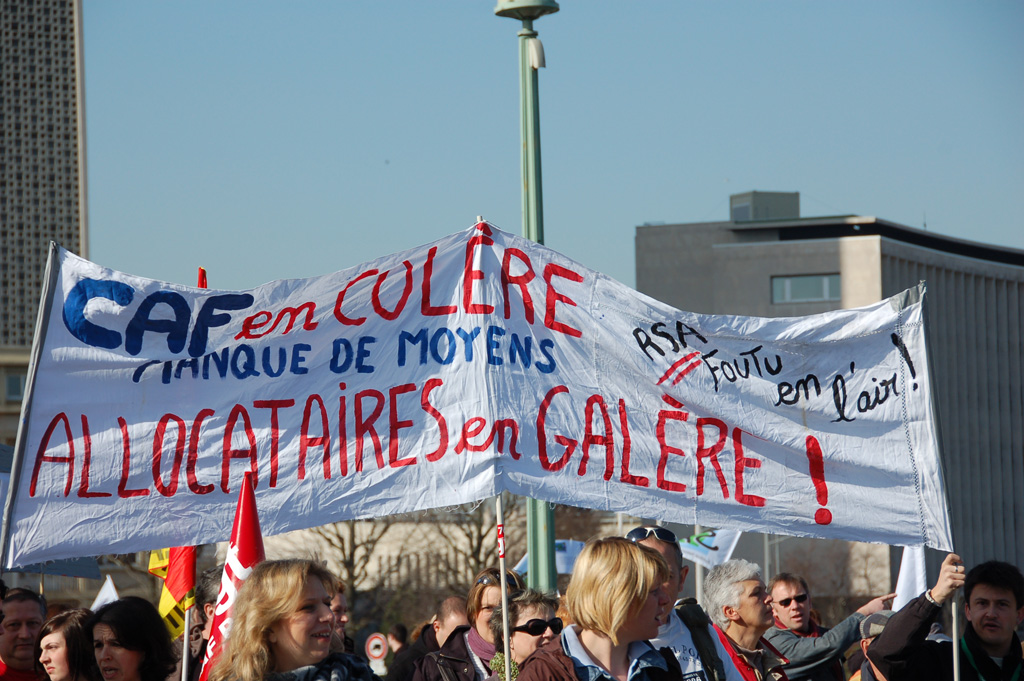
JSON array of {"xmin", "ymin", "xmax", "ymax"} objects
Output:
[{"xmin": 704, "ymin": 559, "xmax": 789, "ymax": 681}]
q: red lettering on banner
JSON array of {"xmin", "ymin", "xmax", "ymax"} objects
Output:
[
  {"xmin": 733, "ymin": 428, "xmax": 765, "ymax": 507},
  {"xmin": 502, "ymin": 248, "xmax": 536, "ymax": 323},
  {"xmin": 538, "ymin": 385, "xmax": 575, "ymax": 471},
  {"xmin": 78, "ymin": 414, "xmax": 110, "ymax": 498},
  {"xmin": 455, "ymin": 417, "xmax": 491, "ymax": 454},
  {"xmin": 372, "ymin": 261, "xmax": 413, "ymax": 321},
  {"xmin": 421, "ymin": 378, "xmax": 448, "ymax": 462},
  {"xmin": 695, "ymin": 417, "xmax": 730, "ymax": 498},
  {"xmin": 463, "ymin": 228, "xmax": 495, "ymax": 315},
  {"xmin": 388, "ymin": 383, "xmax": 417, "ymax": 467},
  {"xmin": 299, "ymin": 394, "xmax": 332, "ymax": 480},
  {"xmin": 544, "ymin": 264, "xmax": 583, "ymax": 338},
  {"xmin": 235, "ymin": 302, "xmax": 318, "ymax": 340},
  {"xmin": 421, "ymin": 247, "xmax": 457, "ymax": 317},
  {"xmin": 656, "ymin": 405, "xmax": 689, "ymax": 492},
  {"xmin": 221, "ymin": 404, "xmax": 258, "ymax": 493},
  {"xmin": 578, "ymin": 395, "xmax": 614, "ymax": 479},
  {"xmin": 30, "ymin": 412, "xmax": 74, "ymax": 497},
  {"xmin": 253, "ymin": 400, "xmax": 294, "ymax": 487},
  {"xmin": 117, "ymin": 417, "xmax": 149, "ymax": 498},
  {"xmin": 187, "ymin": 408, "xmax": 216, "ymax": 494},
  {"xmin": 618, "ymin": 399, "xmax": 648, "ymax": 487},
  {"xmin": 337, "ymin": 384, "xmax": 349, "ymax": 476},
  {"xmin": 354, "ymin": 389, "xmax": 385, "ymax": 472},
  {"xmin": 493, "ymin": 419, "xmax": 522, "ymax": 460},
  {"xmin": 152, "ymin": 413, "xmax": 186, "ymax": 497},
  {"xmin": 334, "ymin": 270, "xmax": 377, "ymax": 326}
]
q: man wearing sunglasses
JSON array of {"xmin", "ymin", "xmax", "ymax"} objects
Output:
[
  {"xmin": 764, "ymin": 573, "xmax": 894, "ymax": 681},
  {"xmin": 627, "ymin": 525, "xmax": 744, "ymax": 681}
]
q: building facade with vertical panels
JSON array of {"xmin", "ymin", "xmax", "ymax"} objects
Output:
[
  {"xmin": 1, "ymin": 0, "xmax": 87, "ymax": 445},
  {"xmin": 635, "ymin": 195, "xmax": 1023, "ymax": 575}
]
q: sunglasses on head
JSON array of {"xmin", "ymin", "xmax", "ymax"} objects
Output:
[
  {"xmin": 626, "ymin": 526, "xmax": 678, "ymax": 545},
  {"xmin": 476, "ymin": 572, "xmax": 524, "ymax": 589},
  {"xmin": 512, "ymin": 617, "xmax": 563, "ymax": 637},
  {"xmin": 776, "ymin": 593, "xmax": 808, "ymax": 608}
]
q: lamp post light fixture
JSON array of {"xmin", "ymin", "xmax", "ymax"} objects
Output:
[{"xmin": 495, "ymin": 0, "xmax": 559, "ymax": 593}]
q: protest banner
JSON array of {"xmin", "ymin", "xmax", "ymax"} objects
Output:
[{"xmin": 2, "ymin": 222, "xmax": 953, "ymax": 568}]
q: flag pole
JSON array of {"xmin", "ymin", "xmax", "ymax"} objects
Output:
[
  {"xmin": 496, "ymin": 495, "xmax": 512, "ymax": 681},
  {"xmin": 951, "ymin": 591, "xmax": 961, "ymax": 681},
  {"xmin": 182, "ymin": 266, "xmax": 205, "ymax": 681}
]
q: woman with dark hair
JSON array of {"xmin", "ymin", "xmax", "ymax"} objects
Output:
[
  {"xmin": 89, "ymin": 597, "xmax": 176, "ymax": 681},
  {"xmin": 36, "ymin": 609, "xmax": 93, "ymax": 681}
]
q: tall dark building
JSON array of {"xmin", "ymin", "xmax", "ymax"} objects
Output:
[{"xmin": 1, "ymin": 0, "xmax": 88, "ymax": 444}]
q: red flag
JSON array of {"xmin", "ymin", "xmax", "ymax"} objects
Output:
[
  {"xmin": 165, "ymin": 546, "xmax": 198, "ymax": 602},
  {"xmin": 197, "ymin": 472, "xmax": 264, "ymax": 681},
  {"xmin": 197, "ymin": 267, "xmax": 208, "ymax": 288}
]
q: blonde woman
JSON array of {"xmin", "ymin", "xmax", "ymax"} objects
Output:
[
  {"xmin": 518, "ymin": 537, "xmax": 682, "ymax": 681},
  {"xmin": 210, "ymin": 559, "xmax": 378, "ymax": 681}
]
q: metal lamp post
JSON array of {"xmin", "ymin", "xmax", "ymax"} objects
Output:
[{"xmin": 495, "ymin": 0, "xmax": 559, "ymax": 593}]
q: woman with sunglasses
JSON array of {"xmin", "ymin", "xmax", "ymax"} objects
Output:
[
  {"xmin": 518, "ymin": 537, "xmax": 683, "ymax": 681},
  {"xmin": 486, "ymin": 590, "xmax": 560, "ymax": 679},
  {"xmin": 413, "ymin": 567, "xmax": 526, "ymax": 681}
]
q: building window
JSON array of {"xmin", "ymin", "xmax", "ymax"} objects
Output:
[
  {"xmin": 772, "ymin": 274, "xmax": 840, "ymax": 304},
  {"xmin": 6, "ymin": 372, "xmax": 27, "ymax": 401}
]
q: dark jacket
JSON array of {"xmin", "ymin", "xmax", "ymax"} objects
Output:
[
  {"xmin": 388, "ymin": 624, "xmax": 440, "ymax": 681},
  {"xmin": 517, "ymin": 635, "xmax": 683, "ymax": 681},
  {"xmin": 866, "ymin": 592, "xmax": 1023, "ymax": 681},
  {"xmin": 764, "ymin": 616, "xmax": 863, "ymax": 681},
  {"xmin": 411, "ymin": 625, "xmax": 478, "ymax": 681},
  {"xmin": 264, "ymin": 653, "xmax": 380, "ymax": 681}
]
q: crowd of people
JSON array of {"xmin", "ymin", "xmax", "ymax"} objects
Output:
[{"xmin": 0, "ymin": 528, "xmax": 1019, "ymax": 681}]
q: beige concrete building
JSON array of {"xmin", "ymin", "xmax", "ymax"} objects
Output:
[
  {"xmin": 636, "ymin": 192, "xmax": 1024, "ymax": 576},
  {"xmin": 1, "ymin": 0, "xmax": 88, "ymax": 446}
]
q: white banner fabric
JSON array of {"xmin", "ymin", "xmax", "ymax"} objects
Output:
[{"xmin": 4, "ymin": 223, "xmax": 953, "ymax": 567}]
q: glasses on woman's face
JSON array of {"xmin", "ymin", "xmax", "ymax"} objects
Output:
[
  {"xmin": 512, "ymin": 617, "xmax": 563, "ymax": 637},
  {"xmin": 625, "ymin": 526, "xmax": 678, "ymax": 545}
]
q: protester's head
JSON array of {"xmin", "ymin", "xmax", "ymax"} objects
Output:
[
  {"xmin": 704, "ymin": 559, "xmax": 774, "ymax": 637},
  {"xmin": 768, "ymin": 572, "xmax": 812, "ymax": 633},
  {"xmin": 196, "ymin": 565, "xmax": 223, "ymax": 638},
  {"xmin": 627, "ymin": 525, "xmax": 688, "ymax": 600},
  {"xmin": 387, "ymin": 623, "xmax": 407, "ymax": 653},
  {"xmin": 489, "ymin": 589, "xmax": 560, "ymax": 665},
  {"xmin": 1, "ymin": 588, "xmax": 47, "ymax": 671},
  {"xmin": 89, "ymin": 597, "xmax": 176, "ymax": 681},
  {"xmin": 35, "ymin": 608, "xmax": 92, "ymax": 681},
  {"xmin": 329, "ymin": 583, "xmax": 349, "ymax": 638},
  {"xmin": 433, "ymin": 596, "xmax": 469, "ymax": 648},
  {"xmin": 858, "ymin": 610, "xmax": 893, "ymax": 681},
  {"xmin": 466, "ymin": 568, "xmax": 526, "ymax": 645},
  {"xmin": 566, "ymin": 537, "xmax": 670, "ymax": 646},
  {"xmin": 211, "ymin": 559, "xmax": 337, "ymax": 681},
  {"xmin": 963, "ymin": 561, "xmax": 1024, "ymax": 656}
]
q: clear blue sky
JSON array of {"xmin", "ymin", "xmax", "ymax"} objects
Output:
[{"xmin": 83, "ymin": 1, "xmax": 1024, "ymax": 292}]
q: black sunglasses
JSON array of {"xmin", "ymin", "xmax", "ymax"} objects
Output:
[
  {"xmin": 626, "ymin": 526, "xmax": 678, "ymax": 545},
  {"xmin": 776, "ymin": 593, "xmax": 809, "ymax": 608},
  {"xmin": 512, "ymin": 617, "xmax": 563, "ymax": 637},
  {"xmin": 476, "ymin": 572, "xmax": 525, "ymax": 590}
]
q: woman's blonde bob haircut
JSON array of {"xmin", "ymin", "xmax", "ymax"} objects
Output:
[
  {"xmin": 565, "ymin": 537, "xmax": 668, "ymax": 645},
  {"xmin": 210, "ymin": 559, "xmax": 338, "ymax": 681}
]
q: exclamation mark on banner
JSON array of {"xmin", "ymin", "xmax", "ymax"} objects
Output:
[
  {"xmin": 890, "ymin": 332, "xmax": 919, "ymax": 391},
  {"xmin": 806, "ymin": 436, "xmax": 832, "ymax": 525}
]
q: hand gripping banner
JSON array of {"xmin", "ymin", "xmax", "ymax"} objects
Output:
[{"xmin": 2, "ymin": 222, "xmax": 953, "ymax": 567}]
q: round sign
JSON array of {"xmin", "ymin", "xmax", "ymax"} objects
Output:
[{"xmin": 365, "ymin": 633, "xmax": 387, "ymax": 661}]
